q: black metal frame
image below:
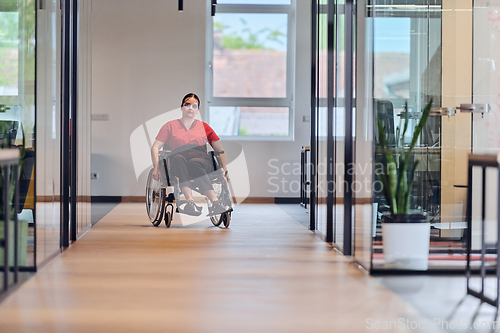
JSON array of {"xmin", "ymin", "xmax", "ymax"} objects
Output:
[
  {"xmin": 326, "ymin": 0, "xmax": 335, "ymax": 244},
  {"xmin": 60, "ymin": 0, "xmax": 71, "ymax": 248},
  {"xmin": 465, "ymin": 154, "xmax": 500, "ymax": 307},
  {"xmin": 309, "ymin": 0, "xmax": 317, "ymax": 231},
  {"xmin": 33, "ymin": 0, "xmax": 39, "ymax": 269},
  {"xmin": 310, "ymin": 0, "xmax": 355, "ymax": 253},
  {"xmin": 343, "ymin": 0, "xmax": 355, "ymax": 255},
  {"xmin": 60, "ymin": 0, "xmax": 78, "ymax": 247},
  {"xmin": 70, "ymin": 0, "xmax": 78, "ymax": 242}
]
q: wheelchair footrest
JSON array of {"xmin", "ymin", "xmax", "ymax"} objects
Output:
[
  {"xmin": 206, "ymin": 201, "xmax": 233, "ymax": 217},
  {"xmin": 177, "ymin": 200, "xmax": 203, "ymax": 216}
]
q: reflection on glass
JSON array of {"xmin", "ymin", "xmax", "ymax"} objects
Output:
[
  {"xmin": 36, "ymin": 0, "xmax": 60, "ymax": 266},
  {"xmin": 374, "ymin": 18, "xmax": 410, "ymax": 102},
  {"xmin": 368, "ymin": 1, "xmax": 483, "ymax": 271},
  {"xmin": 0, "ymin": 0, "xmax": 36, "ymax": 269},
  {"xmin": 315, "ymin": 5, "xmax": 328, "ymax": 237},
  {"xmin": 209, "ymin": 106, "xmax": 289, "ymax": 136},
  {"xmin": 373, "ymin": 9, "xmax": 441, "ymax": 111},
  {"xmin": 334, "ymin": 5, "xmax": 345, "ymax": 249},
  {"xmin": 213, "ymin": 13, "xmax": 287, "ymax": 98},
  {"xmin": 0, "ymin": 12, "xmax": 19, "ymax": 96},
  {"xmin": 76, "ymin": 0, "xmax": 92, "ymax": 237}
]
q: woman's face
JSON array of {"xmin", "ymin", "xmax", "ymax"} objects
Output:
[{"xmin": 181, "ymin": 97, "xmax": 199, "ymax": 119}]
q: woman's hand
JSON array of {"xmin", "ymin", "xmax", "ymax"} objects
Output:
[
  {"xmin": 153, "ymin": 167, "xmax": 161, "ymax": 181},
  {"xmin": 211, "ymin": 140, "xmax": 230, "ymax": 181},
  {"xmin": 151, "ymin": 140, "xmax": 165, "ymax": 181}
]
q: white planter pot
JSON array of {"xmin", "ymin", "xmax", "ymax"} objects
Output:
[{"xmin": 382, "ymin": 222, "xmax": 430, "ymax": 270}]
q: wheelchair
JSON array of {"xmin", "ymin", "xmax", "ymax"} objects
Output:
[{"xmin": 146, "ymin": 144, "xmax": 233, "ymax": 228}]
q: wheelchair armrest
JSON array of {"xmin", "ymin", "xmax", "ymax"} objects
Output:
[
  {"xmin": 159, "ymin": 150, "xmax": 172, "ymax": 159},
  {"xmin": 211, "ymin": 150, "xmax": 224, "ymax": 156},
  {"xmin": 209, "ymin": 150, "xmax": 225, "ymax": 171}
]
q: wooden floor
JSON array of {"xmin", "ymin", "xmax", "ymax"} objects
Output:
[{"xmin": 0, "ymin": 203, "xmax": 426, "ymax": 332}]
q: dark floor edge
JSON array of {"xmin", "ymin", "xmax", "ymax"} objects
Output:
[
  {"xmin": 274, "ymin": 197, "xmax": 301, "ymax": 204},
  {"xmin": 91, "ymin": 196, "xmax": 122, "ymax": 203},
  {"xmin": 92, "ymin": 196, "xmax": 301, "ymax": 203},
  {"xmin": 370, "ymin": 268, "xmax": 498, "ymax": 275}
]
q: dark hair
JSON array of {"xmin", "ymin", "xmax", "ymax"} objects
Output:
[{"xmin": 181, "ymin": 93, "xmax": 200, "ymax": 107}]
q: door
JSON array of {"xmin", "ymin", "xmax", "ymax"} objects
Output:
[
  {"xmin": 369, "ymin": 0, "xmax": 497, "ymax": 269},
  {"xmin": 441, "ymin": 0, "xmax": 500, "ymax": 251}
]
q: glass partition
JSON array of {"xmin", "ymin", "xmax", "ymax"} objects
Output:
[
  {"xmin": 369, "ymin": 0, "xmax": 446, "ymax": 270},
  {"xmin": 313, "ymin": 0, "xmax": 353, "ymax": 251},
  {"xmin": 314, "ymin": 1, "xmax": 328, "ymax": 239},
  {"xmin": 353, "ymin": 0, "xmax": 373, "ymax": 268},
  {"xmin": 334, "ymin": 0, "xmax": 346, "ymax": 250},
  {"xmin": 36, "ymin": 0, "xmax": 61, "ymax": 266},
  {"xmin": 470, "ymin": 0, "xmax": 500, "ymax": 268},
  {"xmin": 310, "ymin": 0, "xmax": 500, "ymax": 272},
  {"xmin": 76, "ymin": 0, "xmax": 92, "ymax": 237},
  {"xmin": 0, "ymin": 0, "xmax": 36, "ymax": 274},
  {"xmin": 366, "ymin": 0, "xmax": 500, "ymax": 272}
]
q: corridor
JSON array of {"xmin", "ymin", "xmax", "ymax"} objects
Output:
[{"xmin": 0, "ymin": 203, "xmax": 424, "ymax": 332}]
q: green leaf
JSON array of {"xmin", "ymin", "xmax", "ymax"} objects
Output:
[
  {"xmin": 376, "ymin": 99, "xmax": 433, "ymax": 216},
  {"xmin": 401, "ymin": 101, "xmax": 409, "ymax": 143}
]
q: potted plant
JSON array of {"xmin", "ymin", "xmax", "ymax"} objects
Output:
[{"xmin": 376, "ymin": 100, "xmax": 432, "ymax": 270}]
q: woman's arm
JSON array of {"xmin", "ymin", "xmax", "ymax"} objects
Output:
[
  {"xmin": 151, "ymin": 140, "xmax": 164, "ymax": 180},
  {"xmin": 211, "ymin": 140, "xmax": 229, "ymax": 180}
]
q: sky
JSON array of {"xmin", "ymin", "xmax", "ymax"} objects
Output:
[{"xmin": 374, "ymin": 17, "xmax": 411, "ymax": 54}]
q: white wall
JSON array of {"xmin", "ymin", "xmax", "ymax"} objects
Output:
[{"xmin": 91, "ymin": 0, "xmax": 311, "ymax": 198}]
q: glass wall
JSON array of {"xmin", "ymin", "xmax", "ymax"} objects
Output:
[
  {"xmin": 36, "ymin": 0, "xmax": 91, "ymax": 265},
  {"xmin": 311, "ymin": 0, "xmax": 500, "ymax": 272},
  {"xmin": 36, "ymin": 0, "xmax": 61, "ymax": 266},
  {"xmin": 352, "ymin": 0, "xmax": 374, "ymax": 268},
  {"xmin": 0, "ymin": 0, "xmax": 96, "ymax": 281},
  {"xmin": 312, "ymin": 0, "xmax": 353, "ymax": 250},
  {"xmin": 334, "ymin": 0, "xmax": 346, "ymax": 250},
  {"xmin": 470, "ymin": 0, "xmax": 500, "ymax": 265},
  {"xmin": 0, "ymin": 0, "xmax": 36, "ymax": 272},
  {"xmin": 312, "ymin": 0, "xmax": 357, "ymax": 251},
  {"xmin": 76, "ymin": 0, "xmax": 92, "ymax": 238},
  {"xmin": 369, "ymin": 0, "xmax": 447, "ymax": 271},
  {"xmin": 314, "ymin": 0, "xmax": 328, "ymax": 239},
  {"xmin": 367, "ymin": 0, "xmax": 500, "ymax": 272}
]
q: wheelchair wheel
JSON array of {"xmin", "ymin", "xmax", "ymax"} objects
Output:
[
  {"xmin": 210, "ymin": 214, "xmax": 223, "ymax": 226},
  {"xmin": 165, "ymin": 210, "xmax": 172, "ymax": 228},
  {"xmin": 221, "ymin": 212, "xmax": 230, "ymax": 228},
  {"xmin": 146, "ymin": 169, "xmax": 165, "ymax": 226}
]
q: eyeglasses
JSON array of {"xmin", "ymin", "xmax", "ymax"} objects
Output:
[{"xmin": 184, "ymin": 103, "xmax": 199, "ymax": 110}]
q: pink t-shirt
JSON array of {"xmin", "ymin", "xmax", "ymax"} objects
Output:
[{"xmin": 155, "ymin": 119, "xmax": 220, "ymax": 151}]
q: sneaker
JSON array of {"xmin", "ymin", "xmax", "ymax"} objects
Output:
[
  {"xmin": 207, "ymin": 200, "xmax": 231, "ymax": 216},
  {"xmin": 178, "ymin": 200, "xmax": 203, "ymax": 216}
]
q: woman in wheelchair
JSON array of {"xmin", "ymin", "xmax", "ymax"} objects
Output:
[{"xmin": 150, "ymin": 93, "xmax": 231, "ymax": 217}]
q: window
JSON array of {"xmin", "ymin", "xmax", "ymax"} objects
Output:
[{"xmin": 206, "ymin": 1, "xmax": 295, "ymax": 139}]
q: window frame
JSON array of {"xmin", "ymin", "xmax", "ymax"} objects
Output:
[{"xmin": 205, "ymin": 1, "xmax": 296, "ymax": 140}]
